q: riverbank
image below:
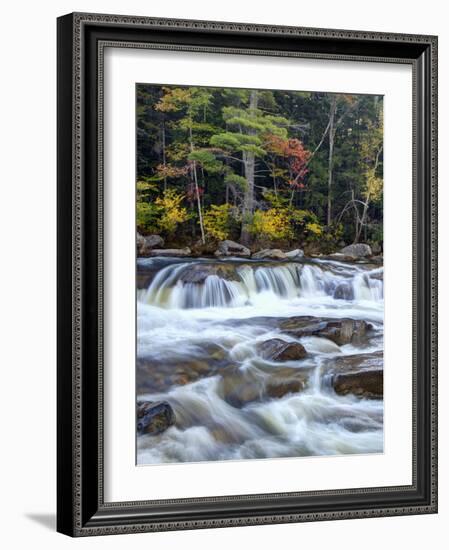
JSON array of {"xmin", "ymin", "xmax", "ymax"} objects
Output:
[{"xmin": 137, "ymin": 234, "xmax": 383, "ymax": 262}]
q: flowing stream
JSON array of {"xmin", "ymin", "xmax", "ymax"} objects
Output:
[{"xmin": 137, "ymin": 256, "xmax": 384, "ymax": 464}]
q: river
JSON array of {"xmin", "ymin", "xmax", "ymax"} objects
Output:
[{"xmin": 136, "ymin": 256, "xmax": 384, "ymax": 465}]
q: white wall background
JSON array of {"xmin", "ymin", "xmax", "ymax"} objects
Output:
[{"xmin": 0, "ymin": 0, "xmax": 445, "ymax": 548}]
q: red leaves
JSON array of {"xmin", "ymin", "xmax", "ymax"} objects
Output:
[{"xmin": 265, "ymin": 134, "xmax": 311, "ymax": 188}]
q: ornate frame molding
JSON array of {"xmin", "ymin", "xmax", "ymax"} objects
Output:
[{"xmin": 57, "ymin": 12, "xmax": 438, "ymax": 537}]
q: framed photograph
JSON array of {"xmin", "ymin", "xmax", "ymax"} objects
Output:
[{"xmin": 57, "ymin": 12, "xmax": 438, "ymax": 536}]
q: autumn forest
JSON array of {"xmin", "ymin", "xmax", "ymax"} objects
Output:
[{"xmin": 136, "ymin": 84, "xmax": 383, "ymax": 254}]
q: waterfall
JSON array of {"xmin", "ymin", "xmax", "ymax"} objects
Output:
[
  {"xmin": 353, "ymin": 272, "xmax": 383, "ymax": 301},
  {"xmin": 299, "ymin": 265, "xmax": 326, "ymax": 297},
  {"xmin": 253, "ymin": 264, "xmax": 300, "ymax": 299},
  {"xmin": 170, "ymin": 276, "xmax": 248, "ymax": 309},
  {"xmin": 140, "ymin": 259, "xmax": 384, "ymax": 310}
]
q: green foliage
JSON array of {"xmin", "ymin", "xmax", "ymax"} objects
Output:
[
  {"xmin": 188, "ymin": 150, "xmax": 223, "ymax": 174},
  {"xmin": 224, "ymin": 173, "xmax": 247, "ymax": 190},
  {"xmin": 136, "ymin": 202, "xmax": 160, "ymax": 234}
]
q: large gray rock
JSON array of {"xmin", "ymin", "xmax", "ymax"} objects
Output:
[
  {"xmin": 137, "ymin": 234, "xmax": 165, "ymax": 256},
  {"xmin": 285, "ymin": 248, "xmax": 304, "ymax": 259},
  {"xmin": 144, "ymin": 234, "xmax": 164, "ymax": 249},
  {"xmin": 339, "ymin": 243, "xmax": 372, "ymax": 259},
  {"xmin": 257, "ymin": 338, "xmax": 307, "ymax": 361},
  {"xmin": 149, "ymin": 247, "xmax": 191, "ymax": 257},
  {"xmin": 215, "ymin": 240, "xmax": 251, "ymax": 258},
  {"xmin": 137, "ymin": 401, "xmax": 176, "ymax": 435},
  {"xmin": 252, "ymin": 249, "xmax": 287, "ymax": 260}
]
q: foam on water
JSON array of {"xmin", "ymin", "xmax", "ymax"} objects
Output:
[{"xmin": 137, "ymin": 257, "xmax": 384, "ymax": 464}]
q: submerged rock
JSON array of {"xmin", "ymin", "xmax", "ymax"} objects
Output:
[
  {"xmin": 218, "ymin": 365, "xmax": 311, "ymax": 408},
  {"xmin": 257, "ymin": 338, "xmax": 307, "ymax": 361},
  {"xmin": 148, "ymin": 247, "xmax": 191, "ymax": 257},
  {"xmin": 137, "ymin": 344, "xmax": 229, "ymax": 393},
  {"xmin": 265, "ymin": 377, "xmax": 305, "ymax": 399},
  {"xmin": 137, "ymin": 401, "xmax": 176, "ymax": 435},
  {"xmin": 285, "ymin": 248, "xmax": 304, "ymax": 259},
  {"xmin": 215, "ymin": 240, "xmax": 251, "ymax": 257},
  {"xmin": 252, "ymin": 249, "xmax": 287, "ymax": 260},
  {"xmin": 280, "ymin": 316, "xmax": 372, "ymax": 346},
  {"xmin": 339, "ymin": 243, "xmax": 372, "ymax": 259}
]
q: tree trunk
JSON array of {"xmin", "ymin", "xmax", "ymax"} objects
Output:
[
  {"xmin": 161, "ymin": 122, "xmax": 167, "ymax": 192},
  {"xmin": 327, "ymin": 96, "xmax": 337, "ymax": 226},
  {"xmin": 189, "ymin": 125, "xmax": 206, "ymax": 244},
  {"xmin": 355, "ymin": 192, "xmax": 371, "ymax": 243},
  {"xmin": 240, "ymin": 90, "xmax": 258, "ymax": 245}
]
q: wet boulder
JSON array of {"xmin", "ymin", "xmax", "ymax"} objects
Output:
[
  {"xmin": 285, "ymin": 248, "xmax": 304, "ymax": 260},
  {"xmin": 215, "ymin": 240, "xmax": 251, "ymax": 258},
  {"xmin": 280, "ymin": 317, "xmax": 330, "ymax": 337},
  {"xmin": 339, "ymin": 243, "xmax": 372, "ymax": 259},
  {"xmin": 280, "ymin": 316, "xmax": 372, "ymax": 346},
  {"xmin": 252, "ymin": 249, "xmax": 287, "ymax": 260},
  {"xmin": 148, "ymin": 247, "xmax": 191, "ymax": 257},
  {"xmin": 322, "ymin": 350, "xmax": 382, "ymax": 373},
  {"xmin": 137, "ymin": 401, "xmax": 176, "ymax": 435},
  {"xmin": 322, "ymin": 351, "xmax": 383, "ymax": 398},
  {"xmin": 265, "ymin": 368, "xmax": 307, "ymax": 398},
  {"xmin": 319, "ymin": 319, "xmax": 371, "ymax": 345},
  {"xmin": 257, "ymin": 338, "xmax": 307, "ymax": 361},
  {"xmin": 333, "ymin": 369, "xmax": 383, "ymax": 398}
]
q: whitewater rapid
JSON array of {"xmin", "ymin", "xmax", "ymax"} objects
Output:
[{"xmin": 136, "ymin": 256, "xmax": 384, "ymax": 465}]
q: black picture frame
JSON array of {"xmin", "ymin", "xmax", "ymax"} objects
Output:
[{"xmin": 57, "ymin": 12, "xmax": 438, "ymax": 537}]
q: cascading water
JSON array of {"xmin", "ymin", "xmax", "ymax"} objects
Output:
[
  {"xmin": 141, "ymin": 259, "xmax": 383, "ymax": 309},
  {"xmin": 137, "ymin": 256, "xmax": 384, "ymax": 465}
]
